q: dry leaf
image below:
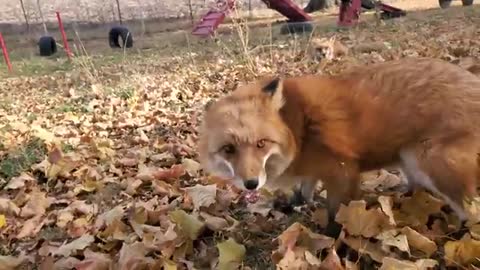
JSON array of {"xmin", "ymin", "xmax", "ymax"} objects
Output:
[
  {"xmin": 444, "ymin": 234, "xmax": 480, "ymax": 266},
  {"xmin": 169, "ymin": 209, "xmax": 205, "ymax": 240},
  {"xmin": 401, "ymin": 226, "xmax": 437, "ymax": 257},
  {"xmin": 54, "ymin": 234, "xmax": 95, "ymax": 257},
  {"xmin": 184, "ymin": 184, "xmax": 217, "ymax": 210},
  {"xmin": 336, "ymin": 200, "xmax": 393, "ymax": 238},
  {"xmin": 217, "ymin": 238, "xmax": 246, "ymax": 270}
]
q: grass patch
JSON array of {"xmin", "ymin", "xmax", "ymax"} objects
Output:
[{"xmin": 0, "ymin": 138, "xmax": 47, "ymax": 180}]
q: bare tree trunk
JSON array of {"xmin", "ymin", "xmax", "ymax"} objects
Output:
[
  {"xmin": 36, "ymin": 0, "xmax": 48, "ymax": 34},
  {"xmin": 248, "ymin": 0, "xmax": 252, "ymax": 17},
  {"xmin": 19, "ymin": 0, "xmax": 30, "ymax": 33},
  {"xmin": 187, "ymin": 0, "xmax": 194, "ymax": 26},
  {"xmin": 115, "ymin": 0, "xmax": 123, "ymax": 25},
  {"xmin": 304, "ymin": 0, "xmax": 337, "ymax": 13}
]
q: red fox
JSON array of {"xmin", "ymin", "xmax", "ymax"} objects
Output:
[{"xmin": 197, "ymin": 57, "xmax": 480, "ymax": 237}]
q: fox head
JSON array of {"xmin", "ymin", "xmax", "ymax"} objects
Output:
[{"xmin": 197, "ymin": 77, "xmax": 296, "ymax": 191}]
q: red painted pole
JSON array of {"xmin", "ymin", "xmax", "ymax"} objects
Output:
[
  {"xmin": 56, "ymin": 11, "xmax": 73, "ymax": 59},
  {"xmin": 0, "ymin": 33, "xmax": 13, "ymax": 73}
]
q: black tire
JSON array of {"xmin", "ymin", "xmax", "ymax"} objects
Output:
[
  {"xmin": 361, "ymin": 0, "xmax": 376, "ymax": 9},
  {"xmin": 280, "ymin": 21, "xmax": 313, "ymax": 35},
  {"xmin": 462, "ymin": 0, "xmax": 474, "ymax": 5},
  {"xmin": 38, "ymin": 36, "xmax": 57, "ymax": 57},
  {"xmin": 439, "ymin": 0, "xmax": 452, "ymax": 8},
  {"xmin": 108, "ymin": 26, "xmax": 133, "ymax": 49}
]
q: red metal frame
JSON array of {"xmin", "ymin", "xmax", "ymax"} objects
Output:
[
  {"xmin": 56, "ymin": 11, "xmax": 73, "ymax": 59},
  {"xmin": 338, "ymin": 0, "xmax": 362, "ymax": 27},
  {"xmin": 192, "ymin": 0, "xmax": 236, "ymax": 37},
  {"xmin": 0, "ymin": 33, "xmax": 13, "ymax": 73},
  {"xmin": 261, "ymin": 0, "xmax": 312, "ymax": 22},
  {"xmin": 338, "ymin": 0, "xmax": 406, "ymax": 27},
  {"xmin": 192, "ymin": 0, "xmax": 311, "ymax": 37}
]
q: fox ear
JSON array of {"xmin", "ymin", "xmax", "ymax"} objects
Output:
[{"xmin": 262, "ymin": 77, "xmax": 284, "ymax": 110}]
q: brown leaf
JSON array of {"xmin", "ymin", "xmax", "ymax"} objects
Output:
[
  {"xmin": 319, "ymin": 248, "xmax": 344, "ymax": 270},
  {"xmin": 0, "ymin": 255, "xmax": 28, "ymax": 270},
  {"xmin": 75, "ymin": 249, "xmax": 113, "ymax": 270},
  {"xmin": 19, "ymin": 189, "xmax": 54, "ymax": 218},
  {"xmin": 379, "ymin": 257, "xmax": 438, "ymax": 270},
  {"xmin": 0, "ymin": 198, "xmax": 21, "ymax": 216},
  {"xmin": 48, "ymin": 146, "xmax": 63, "ymax": 164},
  {"xmin": 444, "ymin": 234, "xmax": 480, "ymax": 266},
  {"xmin": 375, "ymin": 229, "xmax": 410, "ymax": 254},
  {"xmin": 342, "ymin": 236, "xmax": 389, "ymax": 263},
  {"xmin": 16, "ymin": 215, "xmax": 45, "ymax": 239},
  {"xmin": 185, "ymin": 184, "xmax": 217, "ymax": 210},
  {"xmin": 336, "ymin": 200, "xmax": 393, "ymax": 238},
  {"xmin": 182, "ymin": 158, "xmax": 201, "ymax": 177},
  {"xmin": 200, "ymin": 212, "xmax": 229, "ymax": 231},
  {"xmin": 394, "ymin": 191, "xmax": 444, "ymax": 227},
  {"xmin": 216, "ymin": 238, "xmax": 246, "ymax": 270},
  {"xmin": 117, "ymin": 157, "xmax": 138, "ymax": 167},
  {"xmin": 153, "ymin": 165, "xmax": 186, "ymax": 181},
  {"xmin": 276, "ymin": 222, "xmax": 335, "ymax": 254},
  {"xmin": 117, "ymin": 242, "xmax": 155, "ymax": 270},
  {"xmin": 169, "ymin": 209, "xmax": 205, "ymax": 240},
  {"xmin": 5, "ymin": 173, "xmax": 36, "ymax": 190},
  {"xmin": 401, "ymin": 226, "xmax": 437, "ymax": 257},
  {"xmin": 53, "ymin": 234, "xmax": 95, "ymax": 257}
]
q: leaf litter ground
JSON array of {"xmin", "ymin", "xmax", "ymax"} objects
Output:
[{"xmin": 1, "ymin": 6, "xmax": 480, "ymax": 270}]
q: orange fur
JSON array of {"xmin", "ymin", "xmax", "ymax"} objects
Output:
[{"xmin": 198, "ymin": 57, "xmax": 480, "ymax": 233}]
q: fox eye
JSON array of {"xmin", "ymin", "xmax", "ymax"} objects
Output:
[
  {"xmin": 221, "ymin": 144, "xmax": 236, "ymax": 155},
  {"xmin": 257, "ymin": 139, "xmax": 266, "ymax": 149}
]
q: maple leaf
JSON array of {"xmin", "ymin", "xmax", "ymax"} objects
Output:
[
  {"xmin": 4, "ymin": 173, "xmax": 36, "ymax": 190},
  {"xmin": 19, "ymin": 189, "xmax": 54, "ymax": 218},
  {"xmin": 216, "ymin": 238, "xmax": 246, "ymax": 270},
  {"xmin": 117, "ymin": 242, "xmax": 155, "ymax": 270},
  {"xmin": 0, "ymin": 198, "xmax": 20, "ymax": 216},
  {"xmin": 169, "ymin": 209, "xmax": 205, "ymax": 241},
  {"xmin": 336, "ymin": 200, "xmax": 393, "ymax": 238},
  {"xmin": 0, "ymin": 215, "xmax": 6, "ymax": 229},
  {"xmin": 444, "ymin": 234, "xmax": 480, "ymax": 266},
  {"xmin": 393, "ymin": 190, "xmax": 444, "ymax": 227},
  {"xmin": 75, "ymin": 249, "xmax": 113, "ymax": 270},
  {"xmin": 379, "ymin": 257, "xmax": 438, "ymax": 270},
  {"xmin": 16, "ymin": 215, "xmax": 45, "ymax": 239},
  {"xmin": 401, "ymin": 226, "xmax": 437, "ymax": 257},
  {"xmin": 276, "ymin": 222, "xmax": 335, "ymax": 255},
  {"xmin": 53, "ymin": 234, "xmax": 95, "ymax": 257}
]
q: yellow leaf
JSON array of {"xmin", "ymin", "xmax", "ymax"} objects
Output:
[
  {"xmin": 163, "ymin": 259, "xmax": 177, "ymax": 270},
  {"xmin": 217, "ymin": 238, "xmax": 246, "ymax": 270},
  {"xmin": 444, "ymin": 234, "xmax": 480, "ymax": 266},
  {"xmin": 169, "ymin": 210, "xmax": 205, "ymax": 240},
  {"xmin": 0, "ymin": 215, "xmax": 6, "ymax": 229}
]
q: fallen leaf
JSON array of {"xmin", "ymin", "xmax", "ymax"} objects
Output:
[
  {"xmin": 200, "ymin": 212, "xmax": 229, "ymax": 231},
  {"xmin": 394, "ymin": 191, "xmax": 444, "ymax": 227},
  {"xmin": 376, "ymin": 229, "xmax": 410, "ymax": 254},
  {"xmin": 336, "ymin": 200, "xmax": 393, "ymax": 238},
  {"xmin": 54, "ymin": 234, "xmax": 95, "ymax": 257},
  {"xmin": 379, "ymin": 257, "xmax": 438, "ymax": 270},
  {"xmin": 0, "ymin": 215, "xmax": 6, "ymax": 229},
  {"xmin": 117, "ymin": 242, "xmax": 155, "ymax": 270},
  {"xmin": 401, "ymin": 226, "xmax": 437, "ymax": 257},
  {"xmin": 319, "ymin": 248, "xmax": 344, "ymax": 270},
  {"xmin": 184, "ymin": 184, "xmax": 217, "ymax": 210},
  {"xmin": 16, "ymin": 215, "xmax": 45, "ymax": 239},
  {"xmin": 444, "ymin": 234, "xmax": 480, "ymax": 266},
  {"xmin": 276, "ymin": 222, "xmax": 335, "ymax": 254},
  {"xmin": 182, "ymin": 158, "xmax": 201, "ymax": 177},
  {"xmin": 75, "ymin": 249, "xmax": 113, "ymax": 270},
  {"xmin": 378, "ymin": 195, "xmax": 396, "ymax": 226},
  {"xmin": 169, "ymin": 209, "xmax": 205, "ymax": 240},
  {"xmin": 19, "ymin": 189, "xmax": 54, "ymax": 218},
  {"xmin": 5, "ymin": 173, "xmax": 36, "ymax": 190},
  {"xmin": 343, "ymin": 236, "xmax": 389, "ymax": 263},
  {"xmin": 0, "ymin": 255, "xmax": 28, "ymax": 270},
  {"xmin": 217, "ymin": 238, "xmax": 246, "ymax": 270},
  {"xmin": 0, "ymin": 198, "xmax": 20, "ymax": 216}
]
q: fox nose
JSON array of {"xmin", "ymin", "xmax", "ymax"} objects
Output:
[{"xmin": 244, "ymin": 179, "xmax": 259, "ymax": 190}]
